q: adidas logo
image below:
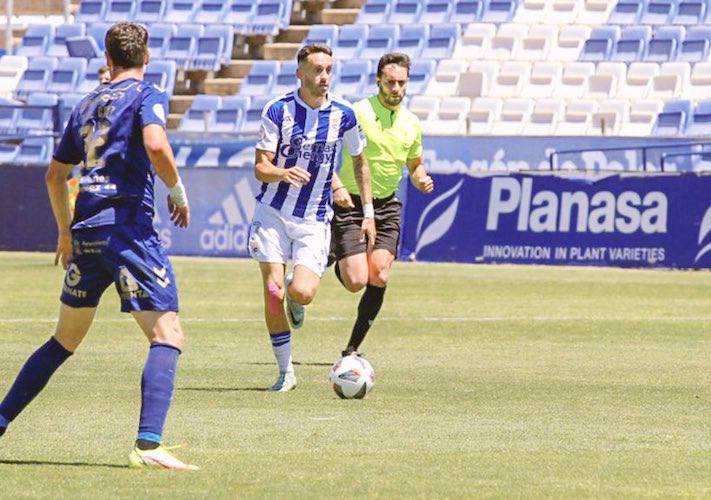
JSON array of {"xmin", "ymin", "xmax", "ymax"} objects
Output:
[
  {"xmin": 695, "ymin": 205, "xmax": 711, "ymax": 263},
  {"xmin": 200, "ymin": 179, "xmax": 256, "ymax": 252}
]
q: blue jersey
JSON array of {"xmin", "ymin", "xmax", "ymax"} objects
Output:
[{"xmin": 53, "ymin": 78, "xmax": 169, "ymax": 231}]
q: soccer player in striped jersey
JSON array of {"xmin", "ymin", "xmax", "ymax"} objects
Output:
[{"xmin": 249, "ymin": 44, "xmax": 376, "ymax": 392}]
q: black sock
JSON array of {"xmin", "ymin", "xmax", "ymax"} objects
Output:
[
  {"xmin": 136, "ymin": 439, "xmax": 160, "ymax": 451},
  {"xmin": 346, "ymin": 285, "xmax": 386, "ymax": 352},
  {"xmin": 0, "ymin": 426, "xmax": 5, "ymax": 437},
  {"xmin": 334, "ymin": 261, "xmax": 345, "ymax": 286}
]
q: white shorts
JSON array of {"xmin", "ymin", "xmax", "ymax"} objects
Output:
[{"xmin": 248, "ymin": 202, "xmax": 331, "ymax": 277}]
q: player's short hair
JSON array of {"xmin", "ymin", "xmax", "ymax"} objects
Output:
[
  {"xmin": 377, "ymin": 52, "xmax": 411, "ymax": 77},
  {"xmin": 105, "ymin": 22, "xmax": 148, "ymax": 69},
  {"xmin": 297, "ymin": 43, "xmax": 333, "ymax": 65}
]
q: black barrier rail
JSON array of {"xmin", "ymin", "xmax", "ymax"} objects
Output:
[{"xmin": 548, "ymin": 141, "xmax": 711, "ymax": 172}]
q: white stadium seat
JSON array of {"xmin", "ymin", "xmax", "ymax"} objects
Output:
[
  {"xmin": 650, "ymin": 62, "xmax": 690, "ymax": 99},
  {"xmin": 422, "ymin": 97, "xmax": 471, "ymax": 135},
  {"xmin": 587, "ymin": 62, "xmax": 626, "ymax": 99},
  {"xmin": 591, "ymin": 100, "xmax": 629, "ymax": 136},
  {"xmin": 468, "ymin": 97, "xmax": 502, "ymax": 135},
  {"xmin": 688, "ymin": 62, "xmax": 711, "ymax": 101},
  {"xmin": 409, "ymin": 95, "xmax": 440, "ymax": 120},
  {"xmin": 576, "ymin": 0, "xmax": 616, "ymax": 24},
  {"xmin": 556, "ymin": 99, "xmax": 598, "ymax": 136},
  {"xmin": 457, "ymin": 60, "xmax": 499, "ymax": 97},
  {"xmin": 426, "ymin": 59, "xmax": 468, "ymax": 96},
  {"xmin": 618, "ymin": 62, "xmax": 659, "ymax": 99},
  {"xmin": 514, "ymin": 0, "xmax": 548, "ymax": 23},
  {"xmin": 557, "ymin": 62, "xmax": 595, "ymax": 99},
  {"xmin": 522, "ymin": 98, "xmax": 564, "ymax": 135},
  {"xmin": 490, "ymin": 98, "xmax": 533, "ymax": 135},
  {"xmin": 518, "ymin": 24, "xmax": 557, "ymax": 61},
  {"xmin": 526, "ymin": 62, "xmax": 562, "ymax": 98},
  {"xmin": 552, "ymin": 25, "xmax": 590, "ymax": 61},
  {"xmin": 452, "ymin": 23, "xmax": 496, "ymax": 61},
  {"xmin": 489, "ymin": 61, "xmax": 530, "ymax": 97},
  {"xmin": 619, "ymin": 99, "xmax": 664, "ymax": 136},
  {"xmin": 487, "ymin": 23, "xmax": 528, "ymax": 60},
  {"xmin": 546, "ymin": 0, "xmax": 579, "ymax": 24}
]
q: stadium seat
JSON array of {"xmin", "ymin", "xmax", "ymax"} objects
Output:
[
  {"xmin": 426, "ymin": 59, "xmax": 468, "ymax": 96},
  {"xmin": 358, "ymin": 0, "xmax": 392, "ymax": 24},
  {"xmin": 225, "ymin": 0, "xmax": 255, "ymax": 29},
  {"xmin": 646, "ymin": 26, "xmax": 685, "ymax": 62},
  {"xmin": 674, "ymin": 1, "xmax": 707, "ymax": 25},
  {"xmin": 194, "ymin": 0, "xmax": 229, "ymax": 24},
  {"xmin": 14, "ymin": 57, "xmax": 58, "ymax": 99},
  {"xmin": 408, "ymin": 59, "xmax": 436, "ymax": 94},
  {"xmin": 47, "ymin": 23, "xmax": 85, "ymax": 58},
  {"xmin": 487, "ymin": 23, "xmax": 527, "ymax": 61},
  {"xmin": 557, "ymin": 62, "xmax": 595, "ymax": 99},
  {"xmin": 0, "ymin": 143, "xmax": 18, "ymax": 162},
  {"xmin": 526, "ymin": 61, "xmax": 562, "ymax": 98},
  {"xmin": 409, "ymin": 95, "xmax": 439, "ymax": 120},
  {"xmin": 686, "ymin": 100, "xmax": 711, "ymax": 136},
  {"xmin": 333, "ymin": 25, "xmax": 368, "ymax": 60},
  {"xmin": 13, "ymin": 137, "xmax": 54, "ymax": 164},
  {"xmin": 148, "ymin": 23, "xmax": 176, "ymax": 59},
  {"xmin": 618, "ymin": 62, "xmax": 659, "ymax": 99},
  {"xmin": 59, "ymin": 94, "xmax": 83, "ymax": 131},
  {"xmin": 420, "ymin": 23, "xmax": 459, "ymax": 60},
  {"xmin": 179, "ymin": 95, "xmax": 221, "ymax": 132},
  {"xmin": 653, "ymin": 99, "xmax": 692, "ymax": 136},
  {"xmin": 576, "ymin": 0, "xmax": 616, "ymax": 24},
  {"xmin": 75, "ymin": 0, "xmax": 107, "ymax": 23},
  {"xmin": 240, "ymin": 60, "xmax": 279, "ymax": 96},
  {"xmin": 104, "ymin": 0, "xmax": 137, "ymax": 22},
  {"xmin": 457, "ymin": 60, "xmax": 498, "ymax": 97},
  {"xmin": 518, "ymin": 24, "xmax": 557, "ymax": 62},
  {"xmin": 650, "ymin": 62, "xmax": 689, "ymax": 98},
  {"xmin": 250, "ymin": 0, "xmax": 289, "ymax": 35},
  {"xmin": 16, "ymin": 92, "xmax": 57, "ymax": 134},
  {"xmin": 489, "ymin": 61, "xmax": 530, "ymax": 98},
  {"xmin": 467, "ymin": 97, "xmax": 501, "ymax": 135},
  {"xmin": 335, "ymin": 59, "xmax": 371, "ymax": 97},
  {"xmin": 546, "ymin": 0, "xmax": 578, "ymax": 24},
  {"xmin": 556, "ymin": 100, "xmax": 597, "ymax": 136},
  {"xmin": 450, "ymin": 0, "xmax": 484, "ymax": 23},
  {"xmin": 687, "ymin": 62, "xmax": 711, "ymax": 100},
  {"xmin": 0, "ymin": 56, "xmax": 29, "ymax": 99},
  {"xmin": 590, "ymin": 100, "xmax": 628, "ymax": 136},
  {"xmin": 134, "ymin": 0, "xmax": 167, "ymax": 23},
  {"xmin": 552, "ymin": 25, "xmax": 590, "ymax": 61},
  {"xmin": 395, "ymin": 24, "xmax": 429, "ymax": 59},
  {"xmin": 514, "ymin": 0, "xmax": 547, "ymax": 23},
  {"xmin": 87, "ymin": 22, "xmax": 112, "ymax": 51},
  {"xmin": 421, "ymin": 96, "xmax": 470, "ymax": 135},
  {"xmin": 46, "ymin": 57, "xmax": 87, "ymax": 94},
  {"xmin": 360, "ymin": 24, "xmax": 399, "ymax": 60},
  {"xmin": 165, "ymin": 24, "xmax": 204, "ymax": 69},
  {"xmin": 211, "ymin": 95, "xmax": 250, "ymax": 132},
  {"xmin": 65, "ymin": 36, "xmax": 101, "ymax": 58},
  {"xmin": 145, "ymin": 59, "xmax": 177, "ymax": 95},
  {"xmin": 452, "ymin": 23, "xmax": 495, "ymax": 60},
  {"xmin": 587, "ymin": 62, "xmax": 626, "ymax": 99},
  {"xmin": 271, "ymin": 60, "xmax": 297, "ymax": 96},
  {"xmin": 581, "ymin": 26, "xmax": 620, "ymax": 62},
  {"xmin": 608, "ymin": 0, "xmax": 643, "ymax": 24},
  {"xmin": 679, "ymin": 26, "xmax": 711, "ymax": 62},
  {"xmin": 194, "ymin": 25, "xmax": 233, "ymax": 71},
  {"xmin": 619, "ymin": 99, "xmax": 663, "ymax": 135},
  {"xmin": 240, "ymin": 95, "xmax": 272, "ymax": 134},
  {"xmin": 612, "ymin": 26, "xmax": 651, "ymax": 63},
  {"xmin": 490, "ymin": 98, "xmax": 532, "ymax": 135},
  {"xmin": 164, "ymin": 0, "xmax": 197, "ymax": 23},
  {"xmin": 522, "ymin": 98, "xmax": 565, "ymax": 136},
  {"xmin": 481, "ymin": 0, "xmax": 519, "ymax": 23},
  {"xmin": 640, "ymin": 0, "xmax": 675, "ymax": 25},
  {"xmin": 388, "ymin": 0, "xmax": 423, "ymax": 23},
  {"xmin": 304, "ymin": 25, "xmax": 338, "ymax": 46},
  {"xmin": 16, "ymin": 24, "xmax": 53, "ymax": 57},
  {"xmin": 0, "ymin": 98, "xmax": 19, "ymax": 134},
  {"xmin": 421, "ymin": 0, "xmax": 453, "ymax": 24}
]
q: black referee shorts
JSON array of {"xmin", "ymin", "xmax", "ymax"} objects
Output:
[{"xmin": 330, "ymin": 192, "xmax": 402, "ymax": 261}]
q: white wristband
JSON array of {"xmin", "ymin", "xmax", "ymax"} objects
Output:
[
  {"xmin": 169, "ymin": 178, "xmax": 188, "ymax": 208},
  {"xmin": 363, "ymin": 203, "xmax": 374, "ymax": 219}
]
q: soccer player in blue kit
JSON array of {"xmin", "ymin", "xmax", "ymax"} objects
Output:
[{"xmin": 0, "ymin": 23, "xmax": 198, "ymax": 470}]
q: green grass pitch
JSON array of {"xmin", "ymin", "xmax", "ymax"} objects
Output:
[{"xmin": 0, "ymin": 252, "xmax": 709, "ymax": 498}]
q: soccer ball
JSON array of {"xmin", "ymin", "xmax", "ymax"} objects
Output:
[{"xmin": 329, "ymin": 354, "xmax": 375, "ymax": 399}]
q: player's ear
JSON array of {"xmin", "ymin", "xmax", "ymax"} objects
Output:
[
  {"xmin": 104, "ymin": 50, "xmax": 112, "ymax": 68},
  {"xmin": 145, "ymin": 48, "xmax": 151, "ymax": 66}
]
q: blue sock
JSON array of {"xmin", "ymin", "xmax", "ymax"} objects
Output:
[
  {"xmin": 137, "ymin": 343, "xmax": 181, "ymax": 445},
  {"xmin": 0, "ymin": 337, "xmax": 72, "ymax": 427}
]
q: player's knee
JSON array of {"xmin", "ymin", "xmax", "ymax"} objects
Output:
[
  {"xmin": 370, "ymin": 266, "xmax": 390, "ymax": 287},
  {"xmin": 343, "ymin": 273, "xmax": 367, "ymax": 293},
  {"xmin": 152, "ymin": 321, "xmax": 184, "ymax": 350},
  {"xmin": 289, "ymin": 283, "xmax": 317, "ymax": 305}
]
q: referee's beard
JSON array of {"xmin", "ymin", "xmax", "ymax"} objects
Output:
[{"xmin": 378, "ymin": 86, "xmax": 404, "ymax": 108}]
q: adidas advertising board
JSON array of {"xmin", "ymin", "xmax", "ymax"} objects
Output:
[{"xmin": 401, "ymin": 173, "xmax": 711, "ymax": 269}]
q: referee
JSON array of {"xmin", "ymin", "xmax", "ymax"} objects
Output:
[{"xmin": 330, "ymin": 52, "xmax": 434, "ymax": 356}]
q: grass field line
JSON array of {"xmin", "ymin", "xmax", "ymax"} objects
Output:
[{"xmin": 2, "ymin": 315, "xmax": 710, "ymax": 324}]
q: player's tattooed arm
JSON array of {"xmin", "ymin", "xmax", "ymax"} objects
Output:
[
  {"xmin": 255, "ymin": 149, "xmax": 311, "ymax": 187},
  {"xmin": 407, "ymin": 156, "xmax": 434, "ymax": 194},
  {"xmin": 352, "ymin": 152, "xmax": 376, "ymax": 251},
  {"xmin": 46, "ymin": 159, "xmax": 75, "ymax": 269}
]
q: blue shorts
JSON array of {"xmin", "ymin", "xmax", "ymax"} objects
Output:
[{"xmin": 60, "ymin": 225, "xmax": 179, "ymax": 312}]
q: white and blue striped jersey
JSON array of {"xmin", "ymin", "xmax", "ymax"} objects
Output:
[{"xmin": 255, "ymin": 90, "xmax": 366, "ymax": 222}]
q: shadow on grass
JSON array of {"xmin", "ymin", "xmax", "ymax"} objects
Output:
[
  {"xmin": 178, "ymin": 387, "xmax": 268, "ymax": 392},
  {"xmin": 0, "ymin": 459, "xmax": 125, "ymax": 469},
  {"xmin": 234, "ymin": 361, "xmax": 332, "ymax": 367}
]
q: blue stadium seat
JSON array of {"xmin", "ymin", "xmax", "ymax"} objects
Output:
[
  {"xmin": 0, "ymin": 143, "xmax": 18, "ymax": 162},
  {"xmin": 193, "ymin": 32, "xmax": 225, "ymax": 70},
  {"xmin": 241, "ymin": 95, "xmax": 272, "ymax": 133},
  {"xmin": 271, "ymin": 60, "xmax": 297, "ymax": 96},
  {"xmin": 15, "ymin": 57, "xmax": 58, "ymax": 99},
  {"xmin": 581, "ymin": 26, "xmax": 620, "ymax": 62},
  {"xmin": 394, "ymin": 24, "xmax": 428, "ymax": 59},
  {"xmin": 225, "ymin": 0, "xmax": 255, "ymax": 30},
  {"xmin": 46, "ymin": 58, "xmax": 87, "ymax": 94},
  {"xmin": 335, "ymin": 59, "xmax": 371, "ymax": 96},
  {"xmin": 450, "ymin": 0, "xmax": 483, "ymax": 23},
  {"xmin": 612, "ymin": 26, "xmax": 651, "ymax": 63},
  {"xmin": 0, "ymin": 98, "xmax": 19, "ymax": 134},
  {"xmin": 420, "ymin": 23, "xmax": 459, "ymax": 59},
  {"xmin": 421, "ymin": 0, "xmax": 453, "ymax": 24},
  {"xmin": 481, "ymin": 0, "xmax": 519, "ymax": 23},
  {"xmin": 48, "ymin": 23, "xmax": 85, "ymax": 58},
  {"xmin": 199, "ymin": 25, "xmax": 234, "ymax": 70},
  {"xmin": 646, "ymin": 26, "xmax": 685, "ymax": 62},
  {"xmin": 194, "ymin": 0, "xmax": 229, "ymax": 24},
  {"xmin": 145, "ymin": 59, "xmax": 177, "ymax": 95},
  {"xmin": 179, "ymin": 95, "xmax": 221, "ymax": 132},
  {"xmin": 66, "ymin": 36, "xmax": 101, "ymax": 58},
  {"xmin": 608, "ymin": 0, "xmax": 644, "ymax": 24},
  {"xmin": 135, "ymin": 0, "xmax": 166, "ymax": 22},
  {"xmin": 304, "ymin": 25, "xmax": 338, "ymax": 46},
  {"xmin": 87, "ymin": 22, "xmax": 112, "ymax": 51},
  {"xmin": 13, "ymin": 137, "xmax": 54, "ymax": 164},
  {"xmin": 360, "ymin": 25, "xmax": 399, "ymax": 60},
  {"xmin": 76, "ymin": 0, "xmax": 107, "ymax": 23},
  {"xmin": 148, "ymin": 23, "xmax": 176, "ymax": 59},
  {"xmin": 240, "ymin": 60, "xmax": 279, "ymax": 96},
  {"xmin": 674, "ymin": 1, "xmax": 706, "ymax": 25},
  {"xmin": 358, "ymin": 0, "xmax": 392, "ymax": 24},
  {"xmin": 333, "ymin": 25, "xmax": 368, "ymax": 60},
  {"xmin": 653, "ymin": 99, "xmax": 692, "ymax": 136},
  {"xmin": 104, "ymin": 0, "xmax": 137, "ymax": 22},
  {"xmin": 388, "ymin": 0, "xmax": 424, "ymax": 24},
  {"xmin": 687, "ymin": 100, "xmax": 711, "ymax": 136},
  {"xmin": 250, "ymin": 0, "xmax": 286, "ymax": 35},
  {"xmin": 213, "ymin": 95, "xmax": 250, "ymax": 132},
  {"xmin": 408, "ymin": 59, "xmax": 436, "ymax": 94},
  {"xmin": 640, "ymin": 0, "xmax": 675, "ymax": 25},
  {"xmin": 16, "ymin": 93, "xmax": 57, "ymax": 134},
  {"xmin": 16, "ymin": 24, "xmax": 54, "ymax": 57},
  {"xmin": 679, "ymin": 26, "xmax": 711, "ymax": 62},
  {"xmin": 164, "ymin": 0, "xmax": 197, "ymax": 23},
  {"xmin": 76, "ymin": 58, "xmax": 105, "ymax": 94},
  {"xmin": 59, "ymin": 94, "xmax": 83, "ymax": 132},
  {"xmin": 165, "ymin": 24, "xmax": 204, "ymax": 69}
]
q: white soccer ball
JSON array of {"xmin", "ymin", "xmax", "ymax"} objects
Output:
[{"xmin": 329, "ymin": 354, "xmax": 375, "ymax": 399}]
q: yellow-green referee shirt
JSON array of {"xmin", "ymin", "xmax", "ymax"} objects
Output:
[{"xmin": 339, "ymin": 95, "xmax": 423, "ymax": 199}]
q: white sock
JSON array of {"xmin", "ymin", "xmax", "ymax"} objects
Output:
[{"xmin": 270, "ymin": 331, "xmax": 293, "ymax": 373}]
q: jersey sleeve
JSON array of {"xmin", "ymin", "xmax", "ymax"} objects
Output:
[
  {"xmin": 342, "ymin": 109, "xmax": 366, "ymax": 157},
  {"xmin": 139, "ymin": 85, "xmax": 169, "ymax": 129},
  {"xmin": 256, "ymin": 104, "xmax": 280, "ymax": 153},
  {"xmin": 407, "ymin": 119, "xmax": 424, "ymax": 161},
  {"xmin": 52, "ymin": 111, "xmax": 82, "ymax": 165}
]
